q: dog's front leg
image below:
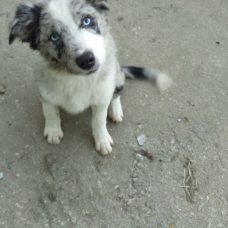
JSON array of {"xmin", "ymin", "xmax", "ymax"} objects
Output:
[
  {"xmin": 91, "ymin": 104, "xmax": 114, "ymax": 155},
  {"xmin": 42, "ymin": 102, "xmax": 63, "ymax": 144}
]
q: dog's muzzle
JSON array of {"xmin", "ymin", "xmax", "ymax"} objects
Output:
[{"xmin": 76, "ymin": 51, "xmax": 95, "ymax": 70}]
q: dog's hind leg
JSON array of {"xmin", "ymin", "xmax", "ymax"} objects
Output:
[
  {"xmin": 42, "ymin": 102, "xmax": 63, "ymax": 144},
  {"xmin": 108, "ymin": 95, "xmax": 123, "ymax": 122},
  {"xmin": 92, "ymin": 104, "xmax": 114, "ymax": 155},
  {"xmin": 108, "ymin": 64, "xmax": 125, "ymax": 122}
]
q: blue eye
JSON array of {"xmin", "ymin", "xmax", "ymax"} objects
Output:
[
  {"xmin": 83, "ymin": 17, "xmax": 92, "ymax": 26},
  {"xmin": 50, "ymin": 33, "xmax": 59, "ymax": 42}
]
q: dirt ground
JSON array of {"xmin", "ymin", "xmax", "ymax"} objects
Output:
[{"xmin": 1, "ymin": 0, "xmax": 228, "ymax": 227}]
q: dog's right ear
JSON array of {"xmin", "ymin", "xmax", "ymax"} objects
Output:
[
  {"xmin": 9, "ymin": 4, "xmax": 41, "ymax": 50},
  {"xmin": 86, "ymin": 0, "xmax": 109, "ymax": 13}
]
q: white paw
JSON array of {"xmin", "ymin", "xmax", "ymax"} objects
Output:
[
  {"xmin": 94, "ymin": 131, "xmax": 114, "ymax": 155},
  {"xmin": 109, "ymin": 108, "xmax": 123, "ymax": 122},
  {"xmin": 108, "ymin": 99, "xmax": 124, "ymax": 123},
  {"xmin": 44, "ymin": 126, "xmax": 64, "ymax": 144}
]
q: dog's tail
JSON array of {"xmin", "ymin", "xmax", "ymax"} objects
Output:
[{"xmin": 121, "ymin": 66, "xmax": 173, "ymax": 93}]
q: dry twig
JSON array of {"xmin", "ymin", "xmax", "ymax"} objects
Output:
[{"xmin": 180, "ymin": 158, "xmax": 197, "ymax": 202}]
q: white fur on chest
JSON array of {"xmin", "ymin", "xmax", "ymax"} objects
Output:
[{"xmin": 38, "ymin": 65, "xmax": 116, "ymax": 114}]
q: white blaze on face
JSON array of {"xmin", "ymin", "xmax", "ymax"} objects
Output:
[
  {"xmin": 80, "ymin": 29, "xmax": 106, "ymax": 67},
  {"xmin": 48, "ymin": 0, "xmax": 74, "ymax": 26}
]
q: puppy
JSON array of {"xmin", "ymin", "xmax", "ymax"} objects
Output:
[{"xmin": 9, "ymin": 0, "xmax": 172, "ymax": 155}]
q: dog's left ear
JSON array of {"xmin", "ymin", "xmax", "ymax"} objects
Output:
[
  {"xmin": 9, "ymin": 4, "xmax": 41, "ymax": 50},
  {"xmin": 86, "ymin": 0, "xmax": 109, "ymax": 13}
]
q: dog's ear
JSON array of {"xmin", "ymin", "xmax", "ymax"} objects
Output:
[
  {"xmin": 86, "ymin": 0, "xmax": 109, "ymax": 13},
  {"xmin": 9, "ymin": 4, "xmax": 41, "ymax": 50}
]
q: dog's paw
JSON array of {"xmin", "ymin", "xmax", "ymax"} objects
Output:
[
  {"xmin": 109, "ymin": 108, "xmax": 123, "ymax": 122},
  {"xmin": 94, "ymin": 132, "xmax": 114, "ymax": 155},
  {"xmin": 44, "ymin": 126, "xmax": 64, "ymax": 144},
  {"xmin": 108, "ymin": 102, "xmax": 123, "ymax": 123}
]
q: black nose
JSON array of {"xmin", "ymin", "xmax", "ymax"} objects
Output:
[{"xmin": 76, "ymin": 52, "xmax": 95, "ymax": 70}]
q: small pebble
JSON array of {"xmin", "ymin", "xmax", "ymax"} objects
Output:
[
  {"xmin": 136, "ymin": 153, "xmax": 143, "ymax": 160},
  {"xmin": 114, "ymin": 185, "xmax": 119, "ymax": 190},
  {"xmin": 0, "ymin": 173, "xmax": 3, "ymax": 179},
  {"xmin": 137, "ymin": 134, "xmax": 147, "ymax": 146}
]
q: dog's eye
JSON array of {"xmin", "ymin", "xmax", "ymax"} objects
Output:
[
  {"xmin": 50, "ymin": 33, "xmax": 60, "ymax": 42},
  {"xmin": 82, "ymin": 17, "xmax": 93, "ymax": 27}
]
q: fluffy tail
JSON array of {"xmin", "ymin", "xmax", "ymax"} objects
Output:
[{"xmin": 121, "ymin": 66, "xmax": 173, "ymax": 93}]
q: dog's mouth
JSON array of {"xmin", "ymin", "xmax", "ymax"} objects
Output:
[
  {"xmin": 66, "ymin": 67, "xmax": 99, "ymax": 76},
  {"xmin": 85, "ymin": 66, "xmax": 99, "ymax": 75}
]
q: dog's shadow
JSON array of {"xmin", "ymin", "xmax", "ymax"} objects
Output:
[{"xmin": 60, "ymin": 108, "xmax": 94, "ymax": 148}]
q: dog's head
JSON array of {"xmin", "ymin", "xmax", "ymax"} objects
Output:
[{"xmin": 9, "ymin": 0, "xmax": 109, "ymax": 75}]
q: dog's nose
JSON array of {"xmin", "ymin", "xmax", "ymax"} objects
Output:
[{"xmin": 76, "ymin": 52, "xmax": 95, "ymax": 70}]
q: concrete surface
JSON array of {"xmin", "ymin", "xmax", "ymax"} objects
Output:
[{"xmin": 1, "ymin": 0, "xmax": 228, "ymax": 227}]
